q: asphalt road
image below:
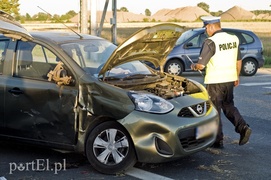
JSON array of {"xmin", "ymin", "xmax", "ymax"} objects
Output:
[{"xmin": 1, "ymin": 68, "xmax": 271, "ymax": 180}]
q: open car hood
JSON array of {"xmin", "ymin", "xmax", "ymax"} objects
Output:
[
  {"xmin": 0, "ymin": 11, "xmax": 33, "ymax": 41},
  {"xmin": 99, "ymin": 23, "xmax": 184, "ymax": 76}
]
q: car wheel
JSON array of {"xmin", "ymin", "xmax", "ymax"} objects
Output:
[
  {"xmin": 241, "ymin": 58, "xmax": 258, "ymax": 76},
  {"xmin": 164, "ymin": 59, "xmax": 184, "ymax": 76},
  {"xmin": 86, "ymin": 121, "xmax": 136, "ymax": 174}
]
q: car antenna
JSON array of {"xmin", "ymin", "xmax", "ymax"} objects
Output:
[{"xmin": 37, "ymin": 6, "xmax": 83, "ymax": 39}]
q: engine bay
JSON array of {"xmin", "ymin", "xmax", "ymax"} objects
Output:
[{"xmin": 106, "ymin": 73, "xmax": 202, "ymax": 99}]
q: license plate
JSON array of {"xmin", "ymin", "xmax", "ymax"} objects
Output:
[{"xmin": 196, "ymin": 121, "xmax": 217, "ymax": 139}]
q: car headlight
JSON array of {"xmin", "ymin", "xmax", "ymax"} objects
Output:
[{"xmin": 129, "ymin": 92, "xmax": 174, "ymax": 113}]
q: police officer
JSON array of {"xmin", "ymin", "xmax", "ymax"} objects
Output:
[{"xmin": 191, "ymin": 16, "xmax": 252, "ymax": 148}]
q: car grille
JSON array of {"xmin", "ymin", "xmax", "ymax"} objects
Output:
[
  {"xmin": 178, "ymin": 101, "xmax": 211, "ymax": 117},
  {"xmin": 178, "ymin": 128, "xmax": 214, "ymax": 151}
]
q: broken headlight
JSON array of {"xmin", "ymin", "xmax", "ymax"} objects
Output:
[{"xmin": 129, "ymin": 92, "xmax": 174, "ymax": 114}]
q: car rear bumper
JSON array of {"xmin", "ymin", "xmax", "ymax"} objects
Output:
[{"xmin": 258, "ymin": 57, "xmax": 265, "ymax": 68}]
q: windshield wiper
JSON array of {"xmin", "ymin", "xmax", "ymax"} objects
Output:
[
  {"xmin": 103, "ymin": 76, "xmax": 121, "ymax": 81},
  {"xmin": 122, "ymin": 74, "xmax": 157, "ymax": 80}
]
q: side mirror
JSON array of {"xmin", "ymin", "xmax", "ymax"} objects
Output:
[{"xmin": 184, "ymin": 42, "xmax": 193, "ymax": 48}]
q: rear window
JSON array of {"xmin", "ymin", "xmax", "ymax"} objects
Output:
[
  {"xmin": 226, "ymin": 30, "xmax": 254, "ymax": 45},
  {"xmin": 241, "ymin": 33, "xmax": 254, "ymax": 44}
]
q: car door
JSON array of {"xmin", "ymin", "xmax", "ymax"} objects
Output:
[
  {"xmin": 3, "ymin": 40, "xmax": 78, "ymax": 145},
  {"xmin": 183, "ymin": 32, "xmax": 207, "ymax": 65},
  {"xmin": 224, "ymin": 30, "xmax": 248, "ymax": 56},
  {"xmin": 0, "ymin": 39, "xmax": 10, "ymax": 126}
]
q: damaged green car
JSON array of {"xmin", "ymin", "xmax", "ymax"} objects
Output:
[{"xmin": 0, "ymin": 11, "xmax": 219, "ymax": 174}]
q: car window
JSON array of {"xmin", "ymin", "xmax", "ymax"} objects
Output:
[
  {"xmin": 0, "ymin": 40, "xmax": 9, "ymax": 75},
  {"xmin": 14, "ymin": 41, "xmax": 59, "ymax": 80},
  {"xmin": 186, "ymin": 33, "xmax": 206, "ymax": 48},
  {"xmin": 32, "ymin": 44, "xmax": 59, "ymax": 64},
  {"xmin": 241, "ymin": 33, "xmax": 254, "ymax": 44},
  {"xmin": 175, "ymin": 30, "xmax": 198, "ymax": 46},
  {"xmin": 61, "ymin": 39, "xmax": 116, "ymax": 75},
  {"xmin": 226, "ymin": 31, "xmax": 253, "ymax": 45}
]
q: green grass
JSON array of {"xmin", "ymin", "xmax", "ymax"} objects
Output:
[{"xmin": 256, "ymin": 32, "xmax": 271, "ymax": 67}]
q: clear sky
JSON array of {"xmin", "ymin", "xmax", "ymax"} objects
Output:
[{"xmin": 19, "ymin": 0, "xmax": 271, "ymax": 16}]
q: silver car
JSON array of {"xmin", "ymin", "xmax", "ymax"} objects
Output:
[{"xmin": 165, "ymin": 28, "xmax": 265, "ymax": 76}]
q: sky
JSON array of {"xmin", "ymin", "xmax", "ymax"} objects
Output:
[{"xmin": 19, "ymin": 0, "xmax": 271, "ymax": 16}]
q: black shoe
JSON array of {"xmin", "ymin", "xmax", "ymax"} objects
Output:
[
  {"xmin": 239, "ymin": 125, "xmax": 252, "ymax": 145},
  {"xmin": 211, "ymin": 141, "xmax": 224, "ymax": 149}
]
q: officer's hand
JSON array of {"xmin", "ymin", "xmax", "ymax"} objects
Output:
[
  {"xmin": 234, "ymin": 79, "xmax": 240, "ymax": 87},
  {"xmin": 191, "ymin": 64, "xmax": 196, "ymax": 71}
]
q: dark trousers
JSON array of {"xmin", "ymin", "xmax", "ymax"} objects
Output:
[{"xmin": 206, "ymin": 82, "xmax": 247, "ymax": 142}]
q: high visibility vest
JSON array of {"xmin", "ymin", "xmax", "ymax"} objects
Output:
[{"xmin": 204, "ymin": 32, "xmax": 239, "ymax": 84}]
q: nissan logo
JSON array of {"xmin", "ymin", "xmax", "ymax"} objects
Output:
[{"xmin": 196, "ymin": 104, "xmax": 203, "ymax": 114}]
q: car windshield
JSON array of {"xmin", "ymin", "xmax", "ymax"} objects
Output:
[
  {"xmin": 61, "ymin": 39, "xmax": 115, "ymax": 70},
  {"xmin": 60, "ymin": 39, "xmax": 153, "ymax": 77},
  {"xmin": 175, "ymin": 29, "xmax": 201, "ymax": 46}
]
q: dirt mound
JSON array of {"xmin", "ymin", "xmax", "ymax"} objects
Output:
[
  {"xmin": 255, "ymin": 13, "xmax": 271, "ymax": 20},
  {"xmin": 152, "ymin": 6, "xmax": 210, "ymax": 22},
  {"xmin": 69, "ymin": 5, "xmax": 271, "ymax": 23},
  {"xmin": 221, "ymin": 6, "xmax": 255, "ymax": 21},
  {"xmin": 70, "ymin": 11, "xmax": 147, "ymax": 23},
  {"xmin": 151, "ymin": 9, "xmax": 172, "ymax": 21},
  {"xmin": 97, "ymin": 11, "xmax": 147, "ymax": 23}
]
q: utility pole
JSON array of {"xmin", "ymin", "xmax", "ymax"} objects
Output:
[
  {"xmin": 97, "ymin": 0, "xmax": 109, "ymax": 37},
  {"xmin": 111, "ymin": 0, "xmax": 117, "ymax": 44},
  {"xmin": 80, "ymin": 0, "xmax": 117, "ymax": 44},
  {"xmin": 80, "ymin": 0, "xmax": 88, "ymax": 33},
  {"xmin": 90, "ymin": 0, "xmax": 97, "ymax": 35}
]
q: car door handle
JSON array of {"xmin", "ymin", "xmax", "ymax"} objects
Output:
[
  {"xmin": 8, "ymin": 88, "xmax": 24, "ymax": 95},
  {"xmin": 240, "ymin": 47, "xmax": 245, "ymax": 50}
]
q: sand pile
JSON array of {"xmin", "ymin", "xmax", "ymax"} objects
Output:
[
  {"xmin": 220, "ymin": 6, "xmax": 255, "ymax": 20},
  {"xmin": 152, "ymin": 6, "xmax": 210, "ymax": 21},
  {"xmin": 69, "ymin": 5, "xmax": 271, "ymax": 23}
]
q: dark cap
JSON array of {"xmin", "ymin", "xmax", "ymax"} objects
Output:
[{"xmin": 201, "ymin": 16, "xmax": 221, "ymax": 27}]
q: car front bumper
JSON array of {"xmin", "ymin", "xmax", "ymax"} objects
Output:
[{"xmin": 119, "ymin": 98, "xmax": 219, "ymax": 163}]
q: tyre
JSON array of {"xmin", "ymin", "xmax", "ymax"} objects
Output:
[
  {"xmin": 86, "ymin": 121, "xmax": 136, "ymax": 174},
  {"xmin": 164, "ymin": 59, "xmax": 184, "ymax": 76},
  {"xmin": 241, "ymin": 58, "xmax": 258, "ymax": 76}
]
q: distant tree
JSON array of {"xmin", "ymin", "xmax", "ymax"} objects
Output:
[
  {"xmin": 19, "ymin": 16, "xmax": 25, "ymax": 23},
  {"xmin": 66, "ymin": 10, "xmax": 77, "ymax": 17},
  {"xmin": 0, "ymin": 0, "xmax": 20, "ymax": 16},
  {"xmin": 143, "ymin": 18, "xmax": 149, "ymax": 22},
  {"xmin": 252, "ymin": 10, "xmax": 271, "ymax": 15},
  {"xmin": 118, "ymin": 7, "xmax": 129, "ymax": 12},
  {"xmin": 145, "ymin": 9, "xmax": 151, "ymax": 16},
  {"xmin": 197, "ymin": 2, "xmax": 210, "ymax": 13},
  {"xmin": 33, "ymin": 12, "xmax": 49, "ymax": 21},
  {"xmin": 50, "ymin": 14, "xmax": 61, "ymax": 23},
  {"xmin": 211, "ymin": 10, "xmax": 223, "ymax": 16},
  {"xmin": 52, "ymin": 14, "xmax": 61, "ymax": 20},
  {"xmin": 25, "ymin": 13, "xmax": 32, "ymax": 21}
]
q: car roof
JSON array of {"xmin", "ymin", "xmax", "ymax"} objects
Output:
[
  {"xmin": 190, "ymin": 27, "xmax": 254, "ymax": 34},
  {"xmin": 30, "ymin": 31, "xmax": 105, "ymax": 44}
]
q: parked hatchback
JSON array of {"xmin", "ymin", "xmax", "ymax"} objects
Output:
[
  {"xmin": 0, "ymin": 11, "xmax": 219, "ymax": 175},
  {"xmin": 164, "ymin": 28, "xmax": 265, "ymax": 76}
]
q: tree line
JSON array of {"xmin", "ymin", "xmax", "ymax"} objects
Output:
[{"xmin": 1, "ymin": 0, "xmax": 270, "ymax": 23}]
